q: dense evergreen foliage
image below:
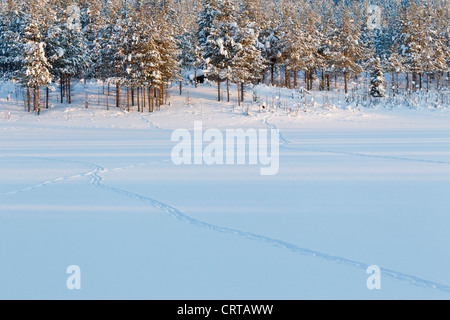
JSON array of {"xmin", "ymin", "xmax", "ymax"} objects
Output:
[{"xmin": 0, "ymin": 0, "xmax": 448, "ymax": 112}]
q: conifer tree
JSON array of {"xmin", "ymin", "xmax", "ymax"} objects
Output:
[
  {"xmin": 201, "ymin": 0, "xmax": 237, "ymax": 101},
  {"xmin": 333, "ymin": 4, "xmax": 366, "ymax": 94},
  {"xmin": 370, "ymin": 57, "xmax": 385, "ymax": 98},
  {"xmin": 46, "ymin": 2, "xmax": 90, "ymax": 103},
  {"xmin": 232, "ymin": 0, "xmax": 265, "ymax": 102},
  {"xmin": 19, "ymin": 7, "xmax": 52, "ymax": 114}
]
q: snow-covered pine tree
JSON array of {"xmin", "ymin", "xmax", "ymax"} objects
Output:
[
  {"xmin": 197, "ymin": 0, "xmax": 220, "ymax": 51},
  {"xmin": 121, "ymin": 7, "xmax": 141, "ymax": 111},
  {"xmin": 370, "ymin": 57, "xmax": 385, "ymax": 98},
  {"xmin": 425, "ymin": 3, "xmax": 449, "ymax": 90},
  {"xmin": 173, "ymin": 0, "xmax": 202, "ymax": 88},
  {"xmin": 143, "ymin": 0, "xmax": 180, "ymax": 108},
  {"xmin": 200, "ymin": 0, "xmax": 237, "ymax": 101},
  {"xmin": 80, "ymin": 0, "xmax": 103, "ymax": 45},
  {"xmin": 138, "ymin": 20, "xmax": 162, "ymax": 112},
  {"xmin": 281, "ymin": 20, "xmax": 302, "ymax": 89},
  {"xmin": 19, "ymin": 9, "xmax": 52, "ymax": 114},
  {"xmin": 232, "ymin": 0, "xmax": 265, "ymax": 103},
  {"xmin": 278, "ymin": 1, "xmax": 299, "ymax": 89},
  {"xmin": 91, "ymin": 0, "xmax": 125, "ymax": 108},
  {"xmin": 177, "ymin": 31, "xmax": 196, "ymax": 94},
  {"xmin": 356, "ymin": 1, "xmax": 376, "ymax": 73},
  {"xmin": 192, "ymin": 39, "xmax": 203, "ymax": 88},
  {"xmin": 432, "ymin": 2, "xmax": 450, "ymax": 89},
  {"xmin": 300, "ymin": 3, "xmax": 322, "ymax": 91},
  {"xmin": 154, "ymin": 17, "xmax": 180, "ymax": 106},
  {"xmin": 46, "ymin": 1, "xmax": 91, "ymax": 104},
  {"xmin": 333, "ymin": 3, "xmax": 366, "ymax": 94},
  {"xmin": 398, "ymin": 1, "xmax": 427, "ymax": 91},
  {"xmin": 317, "ymin": 0, "xmax": 339, "ymax": 91},
  {"xmin": 385, "ymin": 46, "xmax": 405, "ymax": 93},
  {"xmin": 258, "ymin": 2, "xmax": 282, "ymax": 86},
  {"xmin": 0, "ymin": 5, "xmax": 10, "ymax": 75},
  {"xmin": 92, "ymin": 19, "xmax": 113, "ymax": 108},
  {"xmin": 0, "ymin": 8, "xmax": 12, "ymax": 76},
  {"xmin": 197, "ymin": 0, "xmax": 219, "ymax": 92},
  {"xmin": 0, "ymin": 3, "xmax": 24, "ymax": 77},
  {"xmin": 375, "ymin": 0, "xmax": 401, "ymax": 59}
]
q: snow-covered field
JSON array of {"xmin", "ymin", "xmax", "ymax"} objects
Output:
[{"xmin": 0, "ymin": 80, "xmax": 449, "ymax": 299}]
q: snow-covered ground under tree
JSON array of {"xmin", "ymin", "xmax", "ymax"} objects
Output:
[{"xmin": 0, "ymin": 80, "xmax": 450, "ymax": 299}]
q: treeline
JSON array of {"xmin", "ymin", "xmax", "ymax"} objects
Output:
[
  {"xmin": 193, "ymin": 0, "xmax": 449, "ymax": 101},
  {"xmin": 0, "ymin": 0, "xmax": 179, "ymax": 113},
  {"xmin": 0, "ymin": 0, "xmax": 449, "ymax": 114}
]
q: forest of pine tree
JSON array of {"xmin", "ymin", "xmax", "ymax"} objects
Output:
[{"xmin": 0, "ymin": 0, "xmax": 448, "ymax": 113}]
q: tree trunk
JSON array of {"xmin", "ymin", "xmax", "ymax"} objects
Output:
[
  {"xmin": 217, "ymin": 78, "xmax": 221, "ymax": 102},
  {"xmin": 33, "ymin": 86, "xmax": 37, "ymax": 112},
  {"xmin": 237, "ymin": 80, "xmax": 241, "ymax": 107},
  {"xmin": 437, "ymin": 72, "xmax": 440, "ymax": 89},
  {"xmin": 68, "ymin": 77, "xmax": 71, "ymax": 104},
  {"xmin": 165, "ymin": 83, "xmax": 168, "ymax": 105},
  {"xmin": 160, "ymin": 84, "xmax": 163, "ymax": 108},
  {"xmin": 37, "ymin": 86, "xmax": 41, "ymax": 115},
  {"xmin": 241, "ymin": 82, "xmax": 244, "ymax": 103},
  {"xmin": 153, "ymin": 86, "xmax": 156, "ymax": 111},
  {"xmin": 143, "ymin": 88, "xmax": 146, "ymax": 112},
  {"xmin": 392, "ymin": 72, "xmax": 395, "ymax": 96},
  {"xmin": 437, "ymin": 72, "xmax": 440, "ymax": 90},
  {"xmin": 406, "ymin": 73, "xmax": 409, "ymax": 90},
  {"xmin": 294, "ymin": 69, "xmax": 298, "ymax": 88},
  {"xmin": 127, "ymin": 87, "xmax": 130, "ymax": 112},
  {"xmin": 148, "ymin": 86, "xmax": 152, "ymax": 112},
  {"xmin": 137, "ymin": 87, "xmax": 141, "ymax": 112},
  {"xmin": 344, "ymin": 72, "xmax": 348, "ymax": 94},
  {"xmin": 157, "ymin": 86, "xmax": 161, "ymax": 108},
  {"xmin": 151, "ymin": 87, "xmax": 155, "ymax": 112},
  {"xmin": 304, "ymin": 70, "xmax": 308, "ymax": 90},
  {"xmin": 392, "ymin": 72, "xmax": 395, "ymax": 97},
  {"xmin": 46, "ymin": 87, "xmax": 49, "ymax": 109},
  {"xmin": 180, "ymin": 80, "xmax": 182, "ymax": 96},
  {"xmin": 60, "ymin": 74, "xmax": 64, "ymax": 103},
  {"xmin": 270, "ymin": 63, "xmax": 275, "ymax": 86},
  {"xmin": 285, "ymin": 67, "xmax": 289, "ymax": 89},
  {"xmin": 226, "ymin": 78, "xmax": 229, "ymax": 102},
  {"xmin": 27, "ymin": 88, "xmax": 31, "ymax": 112},
  {"xmin": 194, "ymin": 69, "xmax": 198, "ymax": 88},
  {"xmin": 116, "ymin": 83, "xmax": 120, "ymax": 108},
  {"xmin": 160, "ymin": 83, "xmax": 164, "ymax": 107},
  {"xmin": 320, "ymin": 71, "xmax": 323, "ymax": 90}
]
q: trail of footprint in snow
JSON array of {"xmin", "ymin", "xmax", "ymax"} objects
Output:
[
  {"xmin": 0, "ymin": 155, "xmax": 158, "ymax": 197},
  {"xmin": 261, "ymin": 114, "xmax": 450, "ymax": 165},
  {"xmin": 2, "ymin": 153, "xmax": 450, "ymax": 294},
  {"xmin": 87, "ymin": 162, "xmax": 450, "ymax": 295}
]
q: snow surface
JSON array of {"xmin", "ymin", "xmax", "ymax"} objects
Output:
[{"xmin": 0, "ymin": 80, "xmax": 449, "ymax": 299}]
